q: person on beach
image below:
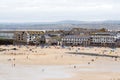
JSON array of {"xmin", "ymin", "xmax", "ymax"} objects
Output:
[
  {"xmin": 13, "ymin": 64, "xmax": 15, "ymax": 67},
  {"xmin": 26, "ymin": 56, "xmax": 29, "ymax": 59}
]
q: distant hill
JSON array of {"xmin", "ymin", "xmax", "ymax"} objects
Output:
[
  {"xmin": 55, "ymin": 20, "xmax": 120, "ymax": 24},
  {"xmin": 0, "ymin": 20, "xmax": 120, "ymax": 31},
  {"xmin": 0, "ymin": 20, "xmax": 120, "ymax": 24},
  {"xmin": 102, "ymin": 20, "xmax": 120, "ymax": 24},
  {"xmin": 55, "ymin": 20, "xmax": 87, "ymax": 24}
]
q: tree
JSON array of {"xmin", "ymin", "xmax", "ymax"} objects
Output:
[{"xmin": 99, "ymin": 28, "xmax": 107, "ymax": 32}]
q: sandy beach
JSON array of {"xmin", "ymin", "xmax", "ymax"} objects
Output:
[{"xmin": 0, "ymin": 45, "xmax": 120, "ymax": 80}]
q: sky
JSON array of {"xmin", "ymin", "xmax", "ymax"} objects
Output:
[{"xmin": 0, "ymin": 0, "xmax": 120, "ymax": 22}]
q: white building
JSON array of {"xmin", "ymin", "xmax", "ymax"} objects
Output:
[
  {"xmin": 91, "ymin": 32, "xmax": 120, "ymax": 47},
  {"xmin": 62, "ymin": 35, "xmax": 90, "ymax": 46}
]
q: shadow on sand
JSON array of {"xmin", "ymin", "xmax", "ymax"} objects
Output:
[{"xmin": 66, "ymin": 52, "xmax": 120, "ymax": 58}]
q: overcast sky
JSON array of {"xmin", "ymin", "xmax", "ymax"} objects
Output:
[{"xmin": 0, "ymin": 0, "xmax": 120, "ymax": 22}]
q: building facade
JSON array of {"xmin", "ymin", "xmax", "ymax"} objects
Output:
[
  {"xmin": 91, "ymin": 32, "xmax": 120, "ymax": 47},
  {"xmin": 14, "ymin": 30, "xmax": 45, "ymax": 44},
  {"xmin": 62, "ymin": 35, "xmax": 90, "ymax": 46},
  {"xmin": 13, "ymin": 30, "xmax": 58, "ymax": 45},
  {"xmin": 13, "ymin": 29, "xmax": 120, "ymax": 47}
]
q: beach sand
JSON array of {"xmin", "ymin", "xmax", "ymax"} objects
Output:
[{"xmin": 0, "ymin": 45, "xmax": 120, "ymax": 80}]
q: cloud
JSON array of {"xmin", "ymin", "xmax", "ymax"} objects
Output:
[{"xmin": 0, "ymin": 0, "xmax": 120, "ymax": 22}]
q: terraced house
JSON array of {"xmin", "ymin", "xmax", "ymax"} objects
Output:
[
  {"xmin": 62, "ymin": 35, "xmax": 90, "ymax": 46},
  {"xmin": 91, "ymin": 32, "xmax": 120, "ymax": 47}
]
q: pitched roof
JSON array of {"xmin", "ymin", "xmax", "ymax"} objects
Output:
[
  {"xmin": 92, "ymin": 32, "xmax": 117, "ymax": 36},
  {"xmin": 63, "ymin": 35, "xmax": 90, "ymax": 39}
]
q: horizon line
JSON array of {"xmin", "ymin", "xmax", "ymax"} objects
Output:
[{"xmin": 0, "ymin": 20, "xmax": 120, "ymax": 23}]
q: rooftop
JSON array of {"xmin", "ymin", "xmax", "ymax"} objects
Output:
[
  {"xmin": 63, "ymin": 35, "xmax": 90, "ymax": 39},
  {"xmin": 92, "ymin": 32, "xmax": 118, "ymax": 36}
]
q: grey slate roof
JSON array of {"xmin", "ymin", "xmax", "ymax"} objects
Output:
[
  {"xmin": 63, "ymin": 35, "xmax": 90, "ymax": 39},
  {"xmin": 93, "ymin": 32, "xmax": 117, "ymax": 36}
]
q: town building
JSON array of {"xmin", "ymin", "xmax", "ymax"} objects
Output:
[
  {"xmin": 13, "ymin": 30, "xmax": 59, "ymax": 45},
  {"xmin": 13, "ymin": 30, "xmax": 45, "ymax": 44},
  {"xmin": 62, "ymin": 35, "xmax": 90, "ymax": 46},
  {"xmin": 10, "ymin": 28, "xmax": 120, "ymax": 47},
  {"xmin": 91, "ymin": 32, "xmax": 120, "ymax": 47}
]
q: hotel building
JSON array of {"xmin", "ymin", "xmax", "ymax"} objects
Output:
[
  {"xmin": 62, "ymin": 35, "xmax": 90, "ymax": 46},
  {"xmin": 91, "ymin": 32, "xmax": 120, "ymax": 47}
]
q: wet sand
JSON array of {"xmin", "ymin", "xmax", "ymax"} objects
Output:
[{"xmin": 0, "ymin": 45, "xmax": 120, "ymax": 80}]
